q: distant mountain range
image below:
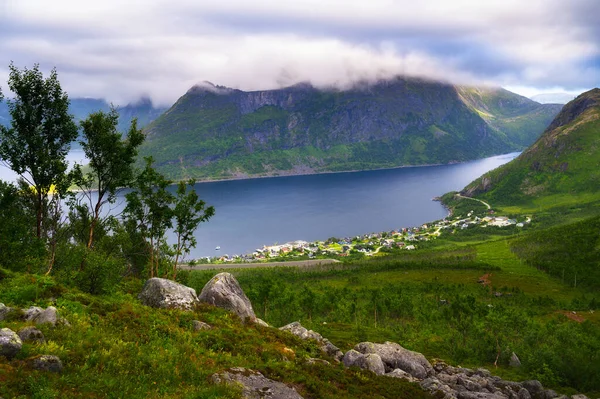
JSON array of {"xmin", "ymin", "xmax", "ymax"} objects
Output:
[
  {"xmin": 0, "ymin": 97, "xmax": 168, "ymax": 143},
  {"xmin": 139, "ymin": 77, "xmax": 562, "ymax": 181},
  {"xmin": 530, "ymin": 92, "xmax": 576, "ymax": 105},
  {"xmin": 462, "ymin": 88, "xmax": 600, "ymax": 204}
]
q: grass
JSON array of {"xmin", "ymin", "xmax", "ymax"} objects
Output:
[{"xmin": 0, "ymin": 274, "xmax": 433, "ymax": 399}]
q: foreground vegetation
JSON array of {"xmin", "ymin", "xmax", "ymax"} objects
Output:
[{"xmin": 1, "ymin": 66, "xmax": 598, "ymax": 398}]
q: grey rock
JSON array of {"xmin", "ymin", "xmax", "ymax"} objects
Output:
[
  {"xmin": 279, "ymin": 322, "xmax": 343, "ymax": 361},
  {"xmin": 510, "ymin": 352, "xmax": 521, "ymax": 368},
  {"xmin": 30, "ymin": 355, "xmax": 63, "ymax": 373},
  {"xmin": 386, "ymin": 368, "xmax": 418, "ymax": 382},
  {"xmin": 420, "ymin": 377, "xmax": 458, "ymax": 399},
  {"xmin": 279, "ymin": 322, "xmax": 321, "ymax": 341},
  {"xmin": 570, "ymin": 396, "xmax": 590, "ymax": 399},
  {"xmin": 198, "ymin": 273, "xmax": 256, "ymax": 321},
  {"xmin": 354, "ymin": 341, "xmax": 432, "ymax": 378},
  {"xmin": 457, "ymin": 393, "xmax": 508, "ymax": 399},
  {"xmin": 0, "ymin": 303, "xmax": 13, "ymax": 321},
  {"xmin": 139, "ymin": 278, "xmax": 199, "ymax": 311},
  {"xmin": 342, "ymin": 349, "xmax": 363, "ymax": 368},
  {"xmin": 359, "ymin": 353, "xmax": 386, "ymax": 375},
  {"xmin": 212, "ymin": 367, "xmax": 303, "ymax": 399},
  {"xmin": 0, "ymin": 328, "xmax": 22, "ymax": 359},
  {"xmin": 192, "ymin": 320, "xmax": 212, "ymax": 331},
  {"xmin": 517, "ymin": 388, "xmax": 532, "ymax": 399},
  {"xmin": 321, "ymin": 338, "xmax": 344, "ymax": 362},
  {"xmin": 254, "ymin": 318, "xmax": 269, "ymax": 327},
  {"xmin": 23, "ymin": 306, "xmax": 66, "ymax": 326},
  {"xmin": 17, "ymin": 327, "xmax": 46, "ymax": 343},
  {"xmin": 458, "ymin": 375, "xmax": 483, "ymax": 392},
  {"xmin": 541, "ymin": 390, "xmax": 558, "ymax": 399},
  {"xmin": 522, "ymin": 381, "xmax": 543, "ymax": 396},
  {"xmin": 305, "ymin": 358, "xmax": 330, "ymax": 366}
]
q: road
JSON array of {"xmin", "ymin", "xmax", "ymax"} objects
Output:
[
  {"xmin": 455, "ymin": 194, "xmax": 491, "ymax": 209},
  {"xmin": 178, "ymin": 259, "xmax": 340, "ymax": 270}
]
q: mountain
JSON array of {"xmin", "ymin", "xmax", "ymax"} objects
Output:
[
  {"xmin": 139, "ymin": 78, "xmax": 562, "ymax": 181},
  {"xmin": 0, "ymin": 97, "xmax": 167, "ymax": 135},
  {"xmin": 461, "ymin": 88, "xmax": 600, "ymax": 205},
  {"xmin": 530, "ymin": 92, "xmax": 576, "ymax": 104}
]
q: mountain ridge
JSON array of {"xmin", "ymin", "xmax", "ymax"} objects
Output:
[
  {"xmin": 461, "ymin": 88, "xmax": 600, "ymax": 204},
  {"xmin": 140, "ymin": 77, "xmax": 562, "ymax": 180}
]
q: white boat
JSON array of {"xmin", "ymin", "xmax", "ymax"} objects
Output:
[{"xmin": 215, "ymin": 246, "xmax": 221, "ymax": 250}]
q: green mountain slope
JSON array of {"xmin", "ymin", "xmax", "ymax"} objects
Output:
[
  {"xmin": 139, "ymin": 78, "xmax": 561, "ymax": 180},
  {"xmin": 462, "ymin": 88, "xmax": 600, "ymax": 206}
]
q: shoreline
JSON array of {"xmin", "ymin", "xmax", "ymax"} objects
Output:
[{"xmin": 170, "ymin": 151, "xmax": 521, "ymax": 186}]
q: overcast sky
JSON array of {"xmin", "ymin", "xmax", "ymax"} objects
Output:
[{"xmin": 1, "ymin": 0, "xmax": 598, "ymax": 105}]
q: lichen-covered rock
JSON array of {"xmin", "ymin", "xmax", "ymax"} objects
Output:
[
  {"xmin": 386, "ymin": 368, "xmax": 418, "ymax": 382},
  {"xmin": 192, "ymin": 320, "xmax": 212, "ymax": 331},
  {"xmin": 354, "ymin": 341, "xmax": 432, "ymax": 379},
  {"xmin": 198, "ymin": 273, "xmax": 255, "ymax": 321},
  {"xmin": 23, "ymin": 306, "xmax": 62, "ymax": 325},
  {"xmin": 342, "ymin": 349, "xmax": 363, "ymax": 368},
  {"xmin": 279, "ymin": 322, "xmax": 343, "ymax": 361},
  {"xmin": 30, "ymin": 355, "xmax": 63, "ymax": 373},
  {"xmin": 0, "ymin": 328, "xmax": 22, "ymax": 359},
  {"xmin": 211, "ymin": 367, "xmax": 303, "ymax": 399},
  {"xmin": 138, "ymin": 278, "xmax": 199, "ymax": 311},
  {"xmin": 18, "ymin": 327, "xmax": 46, "ymax": 344},
  {"xmin": 0, "ymin": 303, "xmax": 13, "ymax": 321}
]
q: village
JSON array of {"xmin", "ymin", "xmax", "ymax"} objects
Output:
[{"xmin": 192, "ymin": 207, "xmax": 532, "ymax": 265}]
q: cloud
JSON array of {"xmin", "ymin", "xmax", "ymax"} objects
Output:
[{"xmin": 0, "ymin": 0, "xmax": 598, "ymax": 105}]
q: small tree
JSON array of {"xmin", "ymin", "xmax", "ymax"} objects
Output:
[
  {"xmin": 171, "ymin": 180, "xmax": 215, "ymax": 278},
  {"xmin": 0, "ymin": 63, "xmax": 78, "ymax": 239},
  {"xmin": 124, "ymin": 157, "xmax": 175, "ymax": 278},
  {"xmin": 75, "ymin": 108, "xmax": 144, "ymax": 250}
]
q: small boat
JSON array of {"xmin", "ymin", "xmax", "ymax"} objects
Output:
[{"xmin": 215, "ymin": 246, "xmax": 221, "ymax": 250}]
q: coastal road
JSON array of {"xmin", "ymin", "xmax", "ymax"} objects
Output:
[
  {"xmin": 179, "ymin": 259, "xmax": 340, "ymax": 270},
  {"xmin": 455, "ymin": 194, "xmax": 491, "ymax": 209}
]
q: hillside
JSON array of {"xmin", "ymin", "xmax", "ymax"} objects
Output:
[
  {"xmin": 139, "ymin": 78, "xmax": 561, "ymax": 180},
  {"xmin": 461, "ymin": 88, "xmax": 600, "ymax": 206}
]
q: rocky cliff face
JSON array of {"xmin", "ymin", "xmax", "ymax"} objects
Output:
[{"xmin": 141, "ymin": 77, "xmax": 561, "ymax": 181}]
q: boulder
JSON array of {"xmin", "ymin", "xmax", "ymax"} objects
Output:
[
  {"xmin": 522, "ymin": 381, "xmax": 543, "ymax": 397},
  {"xmin": 254, "ymin": 318, "xmax": 269, "ymax": 327},
  {"xmin": 342, "ymin": 349, "xmax": 363, "ymax": 368},
  {"xmin": 17, "ymin": 327, "xmax": 46, "ymax": 344},
  {"xmin": 212, "ymin": 367, "xmax": 303, "ymax": 399},
  {"xmin": 570, "ymin": 396, "xmax": 590, "ymax": 399},
  {"xmin": 386, "ymin": 368, "xmax": 418, "ymax": 382},
  {"xmin": 0, "ymin": 303, "xmax": 13, "ymax": 321},
  {"xmin": 354, "ymin": 341, "xmax": 432, "ymax": 379},
  {"xmin": 0, "ymin": 328, "xmax": 22, "ymax": 359},
  {"xmin": 359, "ymin": 353, "xmax": 386, "ymax": 375},
  {"xmin": 29, "ymin": 355, "xmax": 63, "ymax": 373},
  {"xmin": 510, "ymin": 352, "xmax": 521, "ymax": 368},
  {"xmin": 279, "ymin": 322, "xmax": 343, "ymax": 361},
  {"xmin": 138, "ymin": 278, "xmax": 199, "ymax": 311},
  {"xmin": 198, "ymin": 273, "xmax": 255, "ymax": 321},
  {"xmin": 23, "ymin": 306, "xmax": 62, "ymax": 325},
  {"xmin": 192, "ymin": 320, "xmax": 212, "ymax": 331}
]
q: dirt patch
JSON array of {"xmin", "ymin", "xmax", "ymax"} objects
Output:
[
  {"xmin": 477, "ymin": 273, "xmax": 492, "ymax": 287},
  {"xmin": 557, "ymin": 310, "xmax": 585, "ymax": 323}
]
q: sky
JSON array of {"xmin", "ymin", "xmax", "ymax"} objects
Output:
[{"xmin": 0, "ymin": 0, "xmax": 599, "ymax": 105}]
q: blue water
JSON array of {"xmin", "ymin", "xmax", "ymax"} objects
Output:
[
  {"xmin": 0, "ymin": 151, "xmax": 518, "ymax": 259},
  {"xmin": 179, "ymin": 153, "xmax": 518, "ymax": 258}
]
